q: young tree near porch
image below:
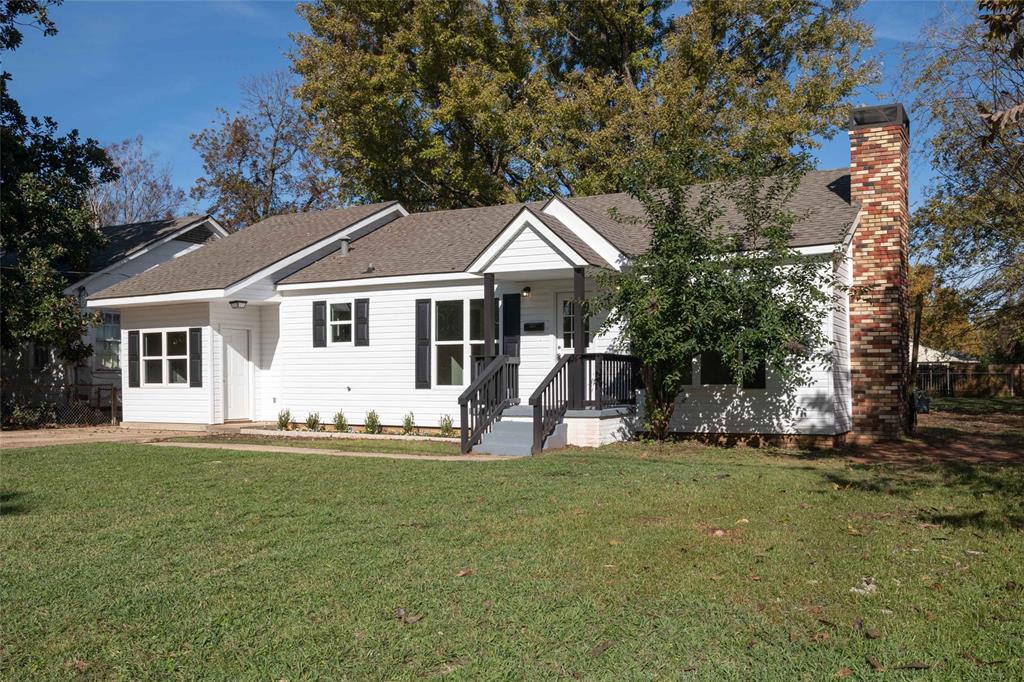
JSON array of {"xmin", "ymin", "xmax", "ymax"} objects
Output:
[{"xmin": 598, "ymin": 148, "xmax": 838, "ymax": 439}]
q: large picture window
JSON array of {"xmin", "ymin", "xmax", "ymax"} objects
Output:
[
  {"xmin": 96, "ymin": 311, "xmax": 120, "ymax": 370},
  {"xmin": 142, "ymin": 330, "xmax": 188, "ymax": 385},
  {"xmin": 434, "ymin": 298, "xmax": 500, "ymax": 386}
]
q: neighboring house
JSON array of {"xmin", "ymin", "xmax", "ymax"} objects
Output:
[
  {"xmin": 2, "ymin": 215, "xmax": 231, "ymax": 404},
  {"xmin": 913, "ymin": 344, "xmax": 980, "ymax": 365},
  {"xmin": 88, "ymin": 104, "xmax": 912, "ymax": 452}
]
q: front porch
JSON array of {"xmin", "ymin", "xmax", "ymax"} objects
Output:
[{"xmin": 459, "ymin": 266, "xmax": 642, "ymax": 455}]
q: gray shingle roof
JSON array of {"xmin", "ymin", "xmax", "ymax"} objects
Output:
[
  {"xmin": 91, "ymin": 215, "xmax": 226, "ymax": 272},
  {"xmin": 90, "ymin": 202, "xmax": 398, "ymax": 300},
  {"xmin": 565, "ymin": 168, "xmax": 857, "ymax": 255}
]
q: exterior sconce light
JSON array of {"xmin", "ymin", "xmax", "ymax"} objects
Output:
[
  {"xmin": 229, "ymin": 300, "xmax": 247, "ymax": 309},
  {"xmin": 521, "ymin": 286, "xmax": 532, "ymax": 299}
]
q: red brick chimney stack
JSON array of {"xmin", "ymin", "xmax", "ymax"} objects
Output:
[{"xmin": 848, "ymin": 103, "xmax": 911, "ymax": 440}]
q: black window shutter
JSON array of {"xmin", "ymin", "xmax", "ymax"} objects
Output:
[
  {"xmin": 312, "ymin": 301, "xmax": 327, "ymax": 347},
  {"xmin": 743, "ymin": 359, "xmax": 767, "ymax": 389},
  {"xmin": 415, "ymin": 299, "xmax": 431, "ymax": 389},
  {"xmin": 188, "ymin": 327, "xmax": 203, "ymax": 387},
  {"xmin": 127, "ymin": 330, "xmax": 140, "ymax": 387},
  {"xmin": 355, "ymin": 298, "xmax": 369, "ymax": 346}
]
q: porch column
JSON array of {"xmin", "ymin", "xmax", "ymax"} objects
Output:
[
  {"xmin": 483, "ymin": 272, "xmax": 495, "ymax": 360},
  {"xmin": 572, "ymin": 266, "xmax": 585, "ymax": 408}
]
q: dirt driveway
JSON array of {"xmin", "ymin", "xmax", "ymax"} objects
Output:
[{"xmin": 0, "ymin": 426, "xmax": 196, "ymax": 450}]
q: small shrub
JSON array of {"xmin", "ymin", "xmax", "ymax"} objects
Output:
[
  {"xmin": 305, "ymin": 411, "xmax": 321, "ymax": 432},
  {"xmin": 1, "ymin": 400, "xmax": 56, "ymax": 430},
  {"xmin": 438, "ymin": 414, "xmax": 456, "ymax": 438},
  {"xmin": 363, "ymin": 410, "xmax": 382, "ymax": 434},
  {"xmin": 277, "ymin": 409, "xmax": 291, "ymax": 430},
  {"xmin": 401, "ymin": 411, "xmax": 417, "ymax": 435},
  {"xmin": 333, "ymin": 409, "xmax": 349, "ymax": 433}
]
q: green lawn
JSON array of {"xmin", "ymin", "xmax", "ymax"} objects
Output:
[
  {"xmin": 2, "ymin": 441, "xmax": 1022, "ymax": 679},
  {"xmin": 930, "ymin": 395, "xmax": 1024, "ymax": 416},
  {"xmin": 169, "ymin": 433, "xmax": 462, "ymax": 456}
]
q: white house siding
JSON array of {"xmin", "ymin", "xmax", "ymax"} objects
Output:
[
  {"xmin": 486, "ymin": 226, "xmax": 574, "ymax": 273},
  {"xmin": 209, "ymin": 301, "xmax": 263, "ymax": 423},
  {"xmin": 667, "ymin": 260, "xmax": 841, "ymax": 436},
  {"xmin": 275, "ymin": 275, "xmax": 619, "ymax": 428},
  {"xmin": 832, "ymin": 241, "xmax": 854, "ymax": 434},
  {"xmin": 257, "ymin": 304, "xmax": 282, "ymax": 422},
  {"xmin": 120, "ymin": 303, "xmax": 212, "ymax": 424}
]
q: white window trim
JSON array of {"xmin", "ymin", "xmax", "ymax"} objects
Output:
[
  {"xmin": 433, "ymin": 297, "xmax": 496, "ymax": 387},
  {"xmin": 139, "ymin": 328, "xmax": 190, "ymax": 387},
  {"xmin": 329, "ymin": 300, "xmax": 354, "ymax": 345},
  {"xmin": 556, "ymin": 292, "xmax": 591, "ymax": 351},
  {"xmin": 95, "ymin": 310, "xmax": 121, "ymax": 372}
]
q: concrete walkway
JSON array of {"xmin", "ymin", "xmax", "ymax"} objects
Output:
[{"xmin": 152, "ymin": 441, "xmax": 510, "ymax": 462}]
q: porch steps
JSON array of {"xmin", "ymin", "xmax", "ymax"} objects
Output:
[{"xmin": 472, "ymin": 406, "xmax": 567, "ymax": 456}]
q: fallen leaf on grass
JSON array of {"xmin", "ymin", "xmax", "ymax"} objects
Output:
[
  {"xmin": 811, "ymin": 631, "xmax": 831, "ymax": 643},
  {"xmin": 836, "ymin": 667, "xmax": 852, "ymax": 678},
  {"xmin": 852, "ymin": 617, "xmax": 864, "ymax": 631},
  {"xmin": 866, "ymin": 628, "xmax": 882, "ymax": 640},
  {"xmin": 395, "ymin": 607, "xmax": 424, "ymax": 624},
  {"xmin": 608, "ymin": 539, "xmax": 622, "ymax": 546},
  {"xmin": 64, "ymin": 659, "xmax": 89, "ymax": 673},
  {"xmin": 736, "ymin": 518, "xmax": 749, "ymax": 525},
  {"xmin": 847, "ymin": 524, "xmax": 864, "ymax": 536},
  {"xmin": 895, "ymin": 662, "xmax": 930, "ymax": 670},
  {"xmin": 789, "ymin": 631, "xmax": 799, "ymax": 643},
  {"xmin": 850, "ymin": 577, "xmax": 878, "ymax": 596},
  {"xmin": 589, "ymin": 640, "xmax": 613, "ymax": 657},
  {"xmin": 866, "ymin": 655, "xmax": 884, "ymax": 671},
  {"xmin": 456, "ymin": 569, "xmax": 473, "ymax": 577},
  {"xmin": 818, "ymin": 618, "xmax": 837, "ymax": 629},
  {"xmin": 964, "ymin": 651, "xmax": 1005, "ymax": 667}
]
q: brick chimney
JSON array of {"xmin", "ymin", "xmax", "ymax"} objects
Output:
[{"xmin": 848, "ymin": 103, "xmax": 911, "ymax": 440}]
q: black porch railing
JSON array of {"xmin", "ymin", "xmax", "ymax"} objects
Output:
[
  {"xmin": 528, "ymin": 353, "xmax": 641, "ymax": 455},
  {"xmin": 458, "ymin": 355, "xmax": 520, "ymax": 453}
]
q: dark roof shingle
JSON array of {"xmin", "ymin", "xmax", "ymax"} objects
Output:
[{"xmin": 90, "ymin": 202, "xmax": 397, "ymax": 300}]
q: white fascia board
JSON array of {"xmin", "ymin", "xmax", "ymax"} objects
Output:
[
  {"xmin": 541, "ymin": 197, "xmax": 625, "ymax": 271},
  {"xmin": 224, "ymin": 204, "xmax": 407, "ymax": 296},
  {"xmin": 86, "ymin": 289, "xmax": 225, "ymax": 307},
  {"xmin": 63, "ymin": 216, "xmax": 220, "ymax": 295},
  {"xmin": 794, "ymin": 243, "xmax": 844, "ymax": 257},
  {"xmin": 467, "ymin": 208, "xmax": 588, "ymax": 273},
  {"xmin": 205, "ymin": 217, "xmax": 231, "ymax": 238},
  {"xmin": 277, "ymin": 272, "xmax": 481, "ymax": 292}
]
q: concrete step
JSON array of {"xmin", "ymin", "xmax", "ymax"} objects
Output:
[{"xmin": 473, "ymin": 418, "xmax": 567, "ymax": 456}]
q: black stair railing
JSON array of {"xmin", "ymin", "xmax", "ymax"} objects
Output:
[
  {"xmin": 581, "ymin": 353, "xmax": 643, "ymax": 409},
  {"xmin": 458, "ymin": 355, "xmax": 520, "ymax": 453},
  {"xmin": 528, "ymin": 355, "xmax": 574, "ymax": 455}
]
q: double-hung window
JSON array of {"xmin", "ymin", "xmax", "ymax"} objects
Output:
[
  {"xmin": 435, "ymin": 298, "xmax": 500, "ymax": 386},
  {"xmin": 142, "ymin": 330, "xmax": 188, "ymax": 385},
  {"xmin": 330, "ymin": 302, "xmax": 352, "ymax": 343},
  {"xmin": 96, "ymin": 311, "xmax": 121, "ymax": 370},
  {"xmin": 561, "ymin": 299, "xmax": 591, "ymax": 349}
]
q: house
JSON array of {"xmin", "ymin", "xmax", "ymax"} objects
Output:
[
  {"xmin": 2, "ymin": 215, "xmax": 230, "ymax": 406},
  {"xmin": 87, "ymin": 104, "xmax": 912, "ymax": 452}
]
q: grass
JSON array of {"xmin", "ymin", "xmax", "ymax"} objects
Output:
[
  {"xmin": 167, "ymin": 433, "xmax": 461, "ymax": 456},
  {"xmin": 930, "ymin": 395, "xmax": 1024, "ymax": 416},
  {"xmin": 3, "ymin": 433, "xmax": 1023, "ymax": 680}
]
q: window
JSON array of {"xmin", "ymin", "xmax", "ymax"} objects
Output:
[
  {"xmin": 142, "ymin": 330, "xmax": 188, "ymax": 385},
  {"xmin": 330, "ymin": 302, "xmax": 352, "ymax": 343},
  {"xmin": 95, "ymin": 311, "xmax": 120, "ymax": 370},
  {"xmin": 699, "ymin": 350, "xmax": 766, "ymax": 389},
  {"xmin": 561, "ymin": 299, "xmax": 590, "ymax": 349},
  {"xmin": 436, "ymin": 300, "xmax": 464, "ymax": 386},
  {"xmin": 469, "ymin": 298, "xmax": 499, "ymax": 360},
  {"xmin": 30, "ymin": 343, "xmax": 50, "ymax": 370}
]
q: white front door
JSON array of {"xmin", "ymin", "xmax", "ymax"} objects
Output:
[{"xmin": 223, "ymin": 328, "xmax": 251, "ymax": 421}]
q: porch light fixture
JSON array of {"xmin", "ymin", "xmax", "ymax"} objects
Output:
[
  {"xmin": 229, "ymin": 300, "xmax": 247, "ymax": 309},
  {"xmin": 521, "ymin": 286, "xmax": 532, "ymax": 299}
]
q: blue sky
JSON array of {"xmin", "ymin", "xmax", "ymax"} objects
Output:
[{"xmin": 4, "ymin": 0, "xmax": 955, "ymax": 212}]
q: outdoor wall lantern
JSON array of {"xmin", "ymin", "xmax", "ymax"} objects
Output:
[
  {"xmin": 521, "ymin": 286, "xmax": 532, "ymax": 299},
  {"xmin": 229, "ymin": 300, "xmax": 248, "ymax": 309}
]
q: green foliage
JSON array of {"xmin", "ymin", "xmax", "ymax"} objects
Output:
[
  {"xmin": 277, "ymin": 409, "xmax": 291, "ymax": 431},
  {"xmin": 598, "ymin": 147, "xmax": 838, "ymax": 438},
  {"xmin": 304, "ymin": 411, "xmax": 321, "ymax": 432},
  {"xmin": 907, "ymin": 9, "xmax": 1024, "ymax": 361},
  {"xmin": 1, "ymin": 398, "xmax": 56, "ymax": 429},
  {"xmin": 0, "ymin": 5, "xmax": 117, "ymax": 362},
  {"xmin": 362, "ymin": 410, "xmax": 381, "ymax": 435},
  {"xmin": 292, "ymin": 0, "xmax": 873, "ymax": 210},
  {"xmin": 438, "ymin": 413, "xmax": 456, "ymax": 438},
  {"xmin": 401, "ymin": 411, "xmax": 417, "ymax": 436},
  {"xmin": 333, "ymin": 409, "xmax": 349, "ymax": 433}
]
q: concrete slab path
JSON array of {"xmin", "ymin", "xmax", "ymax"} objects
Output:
[{"xmin": 151, "ymin": 441, "xmax": 511, "ymax": 462}]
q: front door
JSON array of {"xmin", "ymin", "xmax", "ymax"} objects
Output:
[
  {"xmin": 555, "ymin": 293, "xmax": 590, "ymax": 358},
  {"xmin": 223, "ymin": 328, "xmax": 251, "ymax": 421},
  {"xmin": 501, "ymin": 293, "xmax": 520, "ymax": 356}
]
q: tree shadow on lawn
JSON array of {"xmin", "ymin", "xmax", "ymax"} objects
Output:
[{"xmin": 0, "ymin": 490, "xmax": 31, "ymax": 516}]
